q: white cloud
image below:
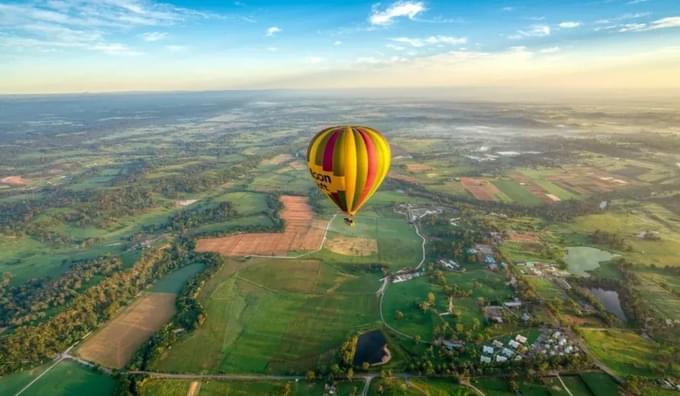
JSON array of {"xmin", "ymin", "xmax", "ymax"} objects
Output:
[
  {"xmin": 559, "ymin": 21, "xmax": 581, "ymax": 29},
  {"xmin": 369, "ymin": 1, "xmax": 425, "ymax": 26},
  {"xmin": 508, "ymin": 24, "xmax": 551, "ymax": 39},
  {"xmin": 617, "ymin": 16, "xmax": 680, "ymax": 32},
  {"xmin": 141, "ymin": 31, "xmax": 168, "ymax": 42},
  {"xmin": 333, "ymin": 40, "xmax": 342, "ymax": 46},
  {"xmin": 265, "ymin": 26, "xmax": 281, "ymax": 36},
  {"xmin": 502, "ymin": 7, "xmax": 515, "ymax": 12},
  {"xmin": 266, "ymin": 46, "xmax": 278, "ymax": 52},
  {"xmin": 391, "ymin": 35, "xmax": 467, "ymax": 48},
  {"xmin": 386, "ymin": 43, "xmax": 405, "ymax": 51},
  {"xmin": 539, "ymin": 46, "xmax": 560, "ymax": 54},
  {"xmin": 0, "ymin": 1, "xmax": 226, "ymax": 56}
]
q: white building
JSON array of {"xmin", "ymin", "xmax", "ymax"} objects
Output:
[
  {"xmin": 515, "ymin": 335, "xmax": 528, "ymax": 344},
  {"xmin": 480, "ymin": 355, "xmax": 492, "ymax": 364},
  {"xmin": 483, "ymin": 345, "xmax": 494, "ymax": 354}
]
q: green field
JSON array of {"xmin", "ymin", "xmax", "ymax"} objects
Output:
[
  {"xmin": 493, "ymin": 179, "xmax": 544, "ymax": 206},
  {"xmin": 140, "ymin": 379, "xmax": 363, "ymax": 396},
  {"xmin": 382, "ymin": 269, "xmax": 514, "ymax": 340},
  {"xmin": 150, "ymin": 258, "xmax": 380, "ymax": 373},
  {"xmin": 368, "ymin": 378, "xmax": 471, "ymax": 396},
  {"xmin": 635, "ymin": 270, "xmax": 680, "ymax": 321},
  {"xmin": 579, "ymin": 372, "xmax": 621, "ymax": 396},
  {"xmin": 0, "ymin": 361, "xmax": 113, "ymax": 396},
  {"xmin": 557, "ymin": 208, "xmax": 680, "ymax": 268},
  {"xmin": 311, "ymin": 208, "xmax": 422, "ymax": 269},
  {"xmin": 579, "ymin": 328, "xmax": 679, "ymax": 378}
]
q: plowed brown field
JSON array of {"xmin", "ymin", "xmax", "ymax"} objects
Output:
[
  {"xmin": 195, "ymin": 195, "xmax": 326, "ymax": 256},
  {"xmin": 78, "ymin": 293, "xmax": 176, "ymax": 368}
]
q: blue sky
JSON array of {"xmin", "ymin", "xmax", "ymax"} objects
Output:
[{"xmin": 0, "ymin": 0, "xmax": 679, "ymax": 94}]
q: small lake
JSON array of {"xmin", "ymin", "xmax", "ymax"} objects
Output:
[
  {"xmin": 565, "ymin": 246, "xmax": 617, "ymax": 277},
  {"xmin": 353, "ymin": 330, "xmax": 388, "ymax": 366},
  {"xmin": 589, "ymin": 288, "xmax": 627, "ymax": 322}
]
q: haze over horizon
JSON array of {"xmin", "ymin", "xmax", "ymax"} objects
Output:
[{"xmin": 1, "ymin": 0, "xmax": 679, "ymax": 96}]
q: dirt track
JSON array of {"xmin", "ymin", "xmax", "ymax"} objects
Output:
[{"xmin": 195, "ymin": 196, "xmax": 326, "ymax": 257}]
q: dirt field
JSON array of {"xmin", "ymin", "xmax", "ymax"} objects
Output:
[
  {"xmin": 0, "ymin": 176, "xmax": 29, "ymax": 186},
  {"xmin": 460, "ymin": 177, "xmax": 501, "ymax": 201},
  {"xmin": 195, "ymin": 195, "xmax": 326, "ymax": 256},
  {"xmin": 288, "ymin": 161, "xmax": 306, "ymax": 170},
  {"xmin": 508, "ymin": 231, "xmax": 539, "ymax": 243},
  {"xmin": 548, "ymin": 167, "xmax": 632, "ymax": 195},
  {"xmin": 327, "ymin": 236, "xmax": 378, "ymax": 256},
  {"xmin": 187, "ymin": 381, "xmax": 201, "ymax": 396},
  {"xmin": 78, "ymin": 293, "xmax": 176, "ymax": 368},
  {"xmin": 406, "ymin": 163, "xmax": 432, "ymax": 173},
  {"xmin": 389, "ymin": 172, "xmax": 419, "ymax": 184},
  {"xmin": 261, "ymin": 153, "xmax": 293, "ymax": 166}
]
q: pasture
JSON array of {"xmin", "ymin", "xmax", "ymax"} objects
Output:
[
  {"xmin": 636, "ymin": 270, "xmax": 680, "ymax": 321},
  {"xmin": 312, "ymin": 207, "xmax": 421, "ymax": 269},
  {"xmin": 382, "ymin": 269, "xmax": 513, "ymax": 340},
  {"xmin": 0, "ymin": 360, "xmax": 113, "ymax": 396},
  {"xmin": 150, "ymin": 258, "xmax": 380, "ymax": 374},
  {"xmin": 557, "ymin": 207, "xmax": 680, "ymax": 267},
  {"xmin": 140, "ymin": 379, "xmax": 363, "ymax": 396},
  {"xmin": 579, "ymin": 328, "xmax": 678, "ymax": 378},
  {"xmin": 368, "ymin": 378, "xmax": 470, "ymax": 395}
]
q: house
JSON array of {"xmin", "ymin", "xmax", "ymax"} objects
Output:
[
  {"xmin": 492, "ymin": 340, "xmax": 504, "ymax": 349},
  {"xmin": 480, "ymin": 355, "xmax": 492, "ymax": 364},
  {"xmin": 552, "ymin": 331, "xmax": 562, "ymax": 339},
  {"xmin": 502, "ymin": 348, "xmax": 514, "ymax": 357},
  {"xmin": 443, "ymin": 340, "xmax": 464, "ymax": 350},
  {"xmin": 504, "ymin": 301, "xmax": 522, "ymax": 309},
  {"xmin": 514, "ymin": 355, "xmax": 523, "ymax": 361},
  {"xmin": 483, "ymin": 345, "xmax": 494, "ymax": 354},
  {"xmin": 508, "ymin": 340, "xmax": 520, "ymax": 349},
  {"xmin": 487, "ymin": 263, "xmax": 499, "ymax": 271},
  {"xmin": 439, "ymin": 259, "xmax": 460, "ymax": 271},
  {"xmin": 484, "ymin": 306, "xmax": 504, "ymax": 323},
  {"xmin": 515, "ymin": 334, "xmax": 528, "ymax": 344},
  {"xmin": 521, "ymin": 312, "xmax": 531, "ymax": 322},
  {"xmin": 496, "ymin": 355, "xmax": 508, "ymax": 363}
]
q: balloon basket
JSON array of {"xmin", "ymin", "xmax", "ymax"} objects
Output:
[{"xmin": 343, "ymin": 217, "xmax": 355, "ymax": 227}]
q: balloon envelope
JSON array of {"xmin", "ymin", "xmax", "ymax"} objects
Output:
[{"xmin": 307, "ymin": 126, "xmax": 391, "ymax": 218}]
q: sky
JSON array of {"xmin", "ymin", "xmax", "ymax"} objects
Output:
[{"xmin": 0, "ymin": 0, "xmax": 679, "ymax": 96}]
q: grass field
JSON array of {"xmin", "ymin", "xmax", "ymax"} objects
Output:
[
  {"xmin": 150, "ymin": 258, "xmax": 380, "ymax": 374},
  {"xmin": 579, "ymin": 372, "xmax": 621, "ymax": 396},
  {"xmin": 0, "ymin": 360, "xmax": 114, "ymax": 396},
  {"xmin": 635, "ymin": 270, "xmax": 680, "ymax": 321},
  {"xmin": 382, "ymin": 269, "xmax": 513, "ymax": 340},
  {"xmin": 368, "ymin": 378, "xmax": 471, "ymax": 396},
  {"xmin": 311, "ymin": 207, "xmax": 421, "ymax": 269},
  {"xmin": 140, "ymin": 379, "xmax": 363, "ymax": 396},
  {"xmin": 556, "ymin": 207, "xmax": 680, "ymax": 268},
  {"xmin": 493, "ymin": 179, "xmax": 544, "ymax": 206},
  {"xmin": 579, "ymin": 328, "xmax": 679, "ymax": 378}
]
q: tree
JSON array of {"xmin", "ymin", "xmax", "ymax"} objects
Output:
[
  {"xmin": 427, "ymin": 291, "xmax": 436, "ymax": 305},
  {"xmin": 305, "ymin": 370, "xmax": 316, "ymax": 382},
  {"xmin": 361, "ymin": 362, "xmax": 370, "ymax": 371},
  {"xmin": 395, "ymin": 310, "xmax": 404, "ymax": 320},
  {"xmin": 346, "ymin": 367, "xmax": 354, "ymax": 381}
]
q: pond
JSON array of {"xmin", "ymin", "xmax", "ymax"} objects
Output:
[
  {"xmin": 353, "ymin": 330, "xmax": 389, "ymax": 366},
  {"xmin": 589, "ymin": 288, "xmax": 627, "ymax": 322},
  {"xmin": 565, "ymin": 246, "xmax": 617, "ymax": 277}
]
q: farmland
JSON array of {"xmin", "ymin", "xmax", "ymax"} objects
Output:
[
  {"xmin": 195, "ymin": 195, "xmax": 327, "ymax": 257},
  {"xmin": 150, "ymin": 258, "xmax": 380, "ymax": 373},
  {"xmin": 1, "ymin": 93, "xmax": 680, "ymax": 395}
]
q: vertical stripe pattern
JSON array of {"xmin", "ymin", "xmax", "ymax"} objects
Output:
[{"xmin": 307, "ymin": 125, "xmax": 391, "ymax": 217}]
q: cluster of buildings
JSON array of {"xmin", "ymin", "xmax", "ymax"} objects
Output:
[
  {"xmin": 467, "ymin": 244, "xmax": 507, "ymax": 271},
  {"xmin": 658, "ymin": 378, "xmax": 680, "ymax": 392},
  {"xmin": 531, "ymin": 330, "xmax": 580, "ymax": 358},
  {"xmin": 438, "ymin": 258, "xmax": 463, "ymax": 272},
  {"xmin": 480, "ymin": 334, "xmax": 529, "ymax": 364},
  {"xmin": 517, "ymin": 261, "xmax": 569, "ymax": 278}
]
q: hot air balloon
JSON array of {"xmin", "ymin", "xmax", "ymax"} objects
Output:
[{"xmin": 307, "ymin": 125, "xmax": 391, "ymax": 225}]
